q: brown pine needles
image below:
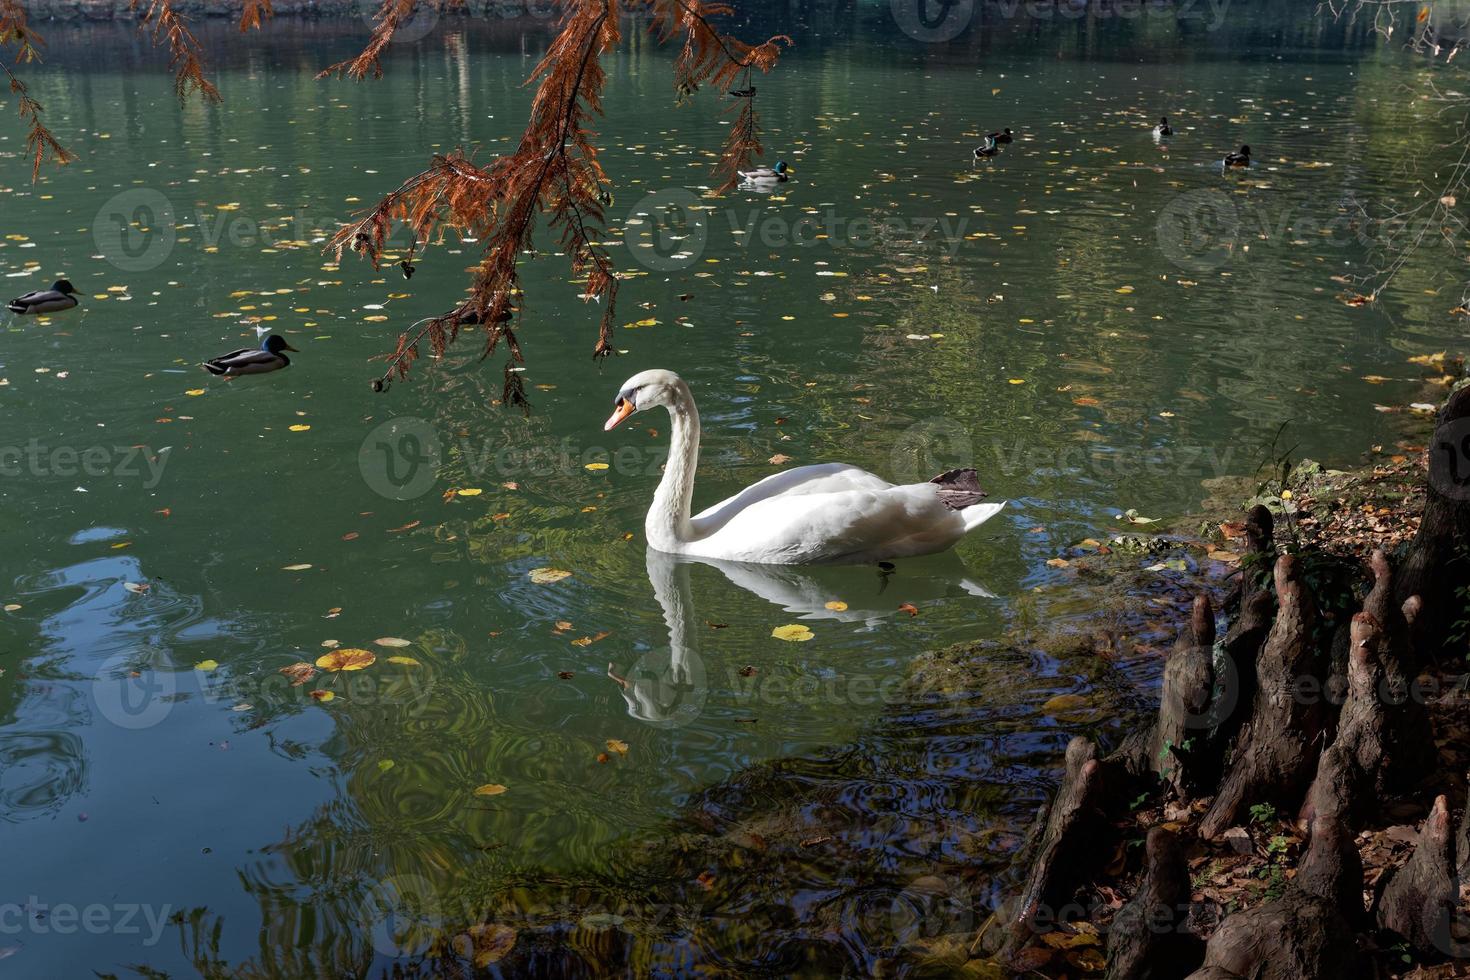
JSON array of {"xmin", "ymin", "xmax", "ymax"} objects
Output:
[
  {"xmin": 1, "ymin": 0, "xmax": 77, "ymax": 181},
  {"xmin": 3, "ymin": 0, "xmax": 789, "ymax": 392},
  {"xmin": 327, "ymin": 0, "xmax": 789, "ymax": 393}
]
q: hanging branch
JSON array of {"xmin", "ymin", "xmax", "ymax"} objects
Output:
[
  {"xmin": 240, "ymin": 0, "xmax": 274, "ymax": 33},
  {"xmin": 1, "ymin": 2, "xmax": 76, "ymax": 182},
  {"xmin": 319, "ymin": 0, "xmax": 426, "ymax": 80},
  {"xmin": 325, "ymin": 0, "xmax": 786, "ymax": 391},
  {"xmin": 130, "ymin": 0, "xmax": 221, "ymax": 102}
]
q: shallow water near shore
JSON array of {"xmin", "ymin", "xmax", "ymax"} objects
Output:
[{"xmin": 0, "ymin": 6, "xmax": 1460, "ymax": 975}]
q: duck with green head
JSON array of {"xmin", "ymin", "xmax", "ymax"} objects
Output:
[
  {"xmin": 203, "ymin": 333, "xmax": 299, "ymax": 377},
  {"xmin": 738, "ymin": 160, "xmax": 792, "ymax": 183},
  {"xmin": 7, "ymin": 279, "xmax": 79, "ymax": 315}
]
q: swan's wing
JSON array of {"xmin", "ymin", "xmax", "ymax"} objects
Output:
[
  {"xmin": 691, "ymin": 463, "xmax": 892, "ymax": 527},
  {"xmin": 694, "ymin": 482, "xmax": 966, "ymax": 564}
]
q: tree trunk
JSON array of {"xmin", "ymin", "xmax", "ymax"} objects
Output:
[
  {"xmin": 1395, "ymin": 386, "xmax": 1470, "ymax": 657},
  {"xmin": 1153, "ymin": 596, "xmax": 1217, "ymax": 800},
  {"xmin": 1185, "ymin": 889, "xmax": 1366, "ymax": 980},
  {"xmin": 997, "ymin": 737, "xmax": 1122, "ymax": 960},
  {"xmin": 1105, "ymin": 827, "xmax": 1203, "ymax": 980},
  {"xmin": 1200, "ymin": 555, "xmax": 1330, "ymax": 840},
  {"xmin": 1374, "ymin": 794, "xmax": 1460, "ymax": 956}
]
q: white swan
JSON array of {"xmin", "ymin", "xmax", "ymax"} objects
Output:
[{"xmin": 603, "ymin": 369, "xmax": 1005, "ymax": 564}]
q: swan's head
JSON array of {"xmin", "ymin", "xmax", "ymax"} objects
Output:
[{"xmin": 604, "ymin": 369, "xmax": 686, "ymax": 431}]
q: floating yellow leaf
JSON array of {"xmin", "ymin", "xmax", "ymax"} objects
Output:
[
  {"xmin": 195, "ymin": 659, "xmax": 220, "ymax": 671},
  {"xmin": 282, "ymin": 563, "xmax": 312, "ymax": 571},
  {"xmin": 386, "ymin": 655, "xmax": 421, "ymax": 666},
  {"xmin": 374, "ymin": 637, "xmax": 412, "ymax": 648},
  {"xmin": 474, "ymin": 783, "xmax": 508, "ymax": 797},
  {"xmin": 529, "ymin": 567, "xmax": 572, "ymax": 584},
  {"xmin": 585, "ymin": 462, "xmax": 609, "ymax": 471},
  {"xmin": 289, "ymin": 424, "xmax": 311, "ymax": 432},
  {"xmin": 824, "ymin": 600, "xmax": 848, "ymax": 611},
  {"xmin": 315, "ymin": 648, "xmax": 376, "ymax": 671},
  {"xmin": 457, "ymin": 488, "xmax": 483, "ymax": 497},
  {"xmin": 185, "ymin": 389, "xmax": 206, "ymax": 397},
  {"xmin": 772, "ymin": 624, "xmax": 814, "ymax": 642},
  {"xmin": 1008, "ymin": 378, "xmax": 1027, "ymax": 385},
  {"xmin": 606, "ymin": 738, "xmax": 629, "ymax": 756}
]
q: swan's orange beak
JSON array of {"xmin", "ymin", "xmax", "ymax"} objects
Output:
[{"xmin": 604, "ymin": 397, "xmax": 635, "ymax": 432}]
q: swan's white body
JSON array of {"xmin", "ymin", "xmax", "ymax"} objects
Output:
[{"xmin": 605, "ymin": 370, "xmax": 1004, "ymax": 565}]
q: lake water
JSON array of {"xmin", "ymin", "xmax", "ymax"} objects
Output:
[{"xmin": 0, "ymin": 5, "xmax": 1459, "ymax": 975}]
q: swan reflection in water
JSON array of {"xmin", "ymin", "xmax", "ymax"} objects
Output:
[{"xmin": 608, "ymin": 547, "xmax": 996, "ymax": 725}]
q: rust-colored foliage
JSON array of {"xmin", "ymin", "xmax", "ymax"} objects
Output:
[
  {"xmin": 326, "ymin": 0, "xmax": 788, "ymax": 390},
  {"xmin": 4, "ymin": 0, "xmax": 788, "ymax": 386},
  {"xmin": 130, "ymin": 0, "xmax": 221, "ymax": 102},
  {"xmin": 239, "ymin": 0, "xmax": 274, "ymax": 33},
  {"xmin": 1, "ymin": 0, "xmax": 77, "ymax": 181}
]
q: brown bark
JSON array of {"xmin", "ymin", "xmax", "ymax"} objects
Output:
[
  {"xmin": 1374, "ymin": 794, "xmax": 1460, "ymax": 955},
  {"xmin": 1153, "ymin": 597, "xmax": 1217, "ymax": 800},
  {"xmin": 1104, "ymin": 827, "xmax": 1203, "ymax": 980},
  {"xmin": 1295, "ymin": 814, "xmax": 1366, "ymax": 927},
  {"xmin": 997, "ymin": 737, "xmax": 1122, "ymax": 960},
  {"xmin": 1200, "ymin": 555, "xmax": 1330, "ymax": 840},
  {"xmin": 1207, "ymin": 589, "xmax": 1274, "ymax": 772},
  {"xmin": 1395, "ymin": 386, "xmax": 1470, "ymax": 657},
  {"xmin": 1184, "ymin": 888, "xmax": 1366, "ymax": 980},
  {"xmin": 1300, "ymin": 611, "xmax": 1431, "ymax": 828}
]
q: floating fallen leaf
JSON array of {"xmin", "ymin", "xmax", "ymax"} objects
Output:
[
  {"xmin": 195, "ymin": 659, "xmax": 219, "ymax": 672},
  {"xmin": 768, "ymin": 453, "xmax": 793, "ymax": 465},
  {"xmin": 279, "ymin": 662, "xmax": 318, "ymax": 686},
  {"xmin": 288, "ymin": 424, "xmax": 311, "ymax": 432},
  {"xmin": 606, "ymin": 738, "xmax": 629, "ymax": 757},
  {"xmin": 585, "ymin": 462, "xmax": 610, "ymax": 471},
  {"xmin": 695, "ymin": 871, "xmax": 716, "ymax": 891},
  {"xmin": 315, "ymin": 648, "xmax": 376, "ymax": 671},
  {"xmin": 457, "ymin": 488, "xmax": 483, "ymax": 497},
  {"xmin": 123, "ymin": 581, "xmax": 150, "ymax": 594},
  {"xmin": 386, "ymin": 655, "xmax": 420, "ymax": 666},
  {"xmin": 282, "ymin": 563, "xmax": 313, "ymax": 571},
  {"xmin": 824, "ymin": 600, "xmax": 848, "ymax": 611},
  {"xmin": 310, "ymin": 689, "xmax": 335, "ymax": 702},
  {"xmin": 897, "ymin": 602, "xmax": 919, "ymax": 616},
  {"xmin": 771, "ymin": 624, "xmax": 814, "ymax": 642},
  {"xmin": 377, "ymin": 759, "xmax": 395, "ymax": 772},
  {"xmin": 374, "ymin": 637, "xmax": 412, "ymax": 648},
  {"xmin": 529, "ymin": 567, "xmax": 573, "ymax": 584},
  {"xmin": 474, "ymin": 783, "xmax": 508, "ymax": 797},
  {"xmin": 454, "ymin": 923, "xmax": 517, "ymax": 968}
]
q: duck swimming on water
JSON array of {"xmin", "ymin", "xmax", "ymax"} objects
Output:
[
  {"xmin": 737, "ymin": 160, "xmax": 792, "ymax": 184},
  {"xmin": 1152, "ymin": 116, "xmax": 1172, "ymax": 138},
  {"xmin": 1223, "ymin": 145, "xmax": 1251, "ymax": 168},
  {"xmin": 973, "ymin": 136, "xmax": 999, "ymax": 160},
  {"xmin": 202, "ymin": 334, "xmax": 299, "ymax": 377},
  {"xmin": 7, "ymin": 279, "xmax": 79, "ymax": 315}
]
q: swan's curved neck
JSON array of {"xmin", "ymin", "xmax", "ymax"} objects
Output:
[{"xmin": 647, "ymin": 383, "xmax": 700, "ymax": 551}]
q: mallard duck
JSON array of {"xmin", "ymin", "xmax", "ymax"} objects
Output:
[
  {"xmin": 737, "ymin": 160, "xmax": 792, "ymax": 183},
  {"xmin": 7, "ymin": 279, "xmax": 79, "ymax": 315},
  {"xmin": 1152, "ymin": 116, "xmax": 1172, "ymax": 138},
  {"xmin": 987, "ymin": 128, "xmax": 1014, "ymax": 144},
  {"xmin": 1223, "ymin": 145, "xmax": 1251, "ymax": 168},
  {"xmin": 603, "ymin": 369, "xmax": 1005, "ymax": 563},
  {"xmin": 202, "ymin": 333, "xmax": 299, "ymax": 376},
  {"xmin": 973, "ymin": 136, "xmax": 999, "ymax": 160}
]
